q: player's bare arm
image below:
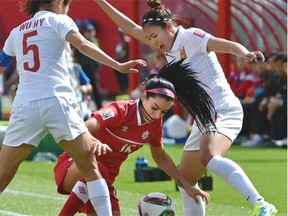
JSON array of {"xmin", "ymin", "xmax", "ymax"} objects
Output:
[
  {"xmin": 93, "ymin": 0, "xmax": 153, "ymax": 47},
  {"xmin": 66, "ymin": 30, "xmax": 146, "ymax": 73},
  {"xmin": 149, "ymin": 145, "xmax": 210, "ymax": 204},
  {"xmin": 207, "ymin": 36, "xmax": 265, "ymax": 62}
]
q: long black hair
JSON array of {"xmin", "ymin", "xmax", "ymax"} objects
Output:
[{"xmin": 158, "ymin": 59, "xmax": 216, "ymax": 133}]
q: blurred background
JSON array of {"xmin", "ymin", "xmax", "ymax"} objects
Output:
[{"xmin": 0, "ymin": 0, "xmax": 286, "ymax": 97}]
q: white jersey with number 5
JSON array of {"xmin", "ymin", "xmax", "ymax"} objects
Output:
[{"xmin": 3, "ymin": 10, "xmax": 78, "ymax": 107}]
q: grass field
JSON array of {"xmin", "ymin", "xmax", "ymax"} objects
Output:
[{"xmin": 0, "ymin": 145, "xmax": 287, "ymax": 216}]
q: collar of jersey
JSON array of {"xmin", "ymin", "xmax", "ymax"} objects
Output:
[
  {"xmin": 169, "ymin": 26, "xmax": 185, "ymax": 53},
  {"xmin": 136, "ymin": 100, "xmax": 143, "ymax": 126},
  {"xmin": 34, "ymin": 10, "xmax": 52, "ymax": 18}
]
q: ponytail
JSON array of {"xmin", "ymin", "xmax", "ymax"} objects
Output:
[{"xmin": 158, "ymin": 60, "xmax": 216, "ymax": 133}]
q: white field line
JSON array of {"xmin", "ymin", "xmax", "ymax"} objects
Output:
[
  {"xmin": 4, "ymin": 189, "xmax": 137, "ymax": 213},
  {"xmin": 5, "ymin": 189, "xmax": 65, "ymax": 201},
  {"xmin": 0, "ymin": 210, "xmax": 30, "ymax": 216},
  {"xmin": 1, "ymin": 189, "xmax": 64, "ymax": 216}
]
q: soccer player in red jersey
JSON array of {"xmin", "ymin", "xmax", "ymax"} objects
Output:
[{"xmin": 54, "ymin": 61, "xmax": 214, "ymax": 216}]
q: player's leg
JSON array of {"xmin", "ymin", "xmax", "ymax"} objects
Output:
[
  {"xmin": 82, "ymin": 173, "xmax": 121, "ymax": 216},
  {"xmin": 59, "ymin": 133, "xmax": 112, "ymax": 216},
  {"xmin": 205, "ymin": 104, "xmax": 274, "ymax": 211},
  {"xmin": 177, "ymin": 123, "xmax": 207, "ymax": 216},
  {"xmin": 0, "ymin": 144, "xmax": 34, "ymax": 193},
  {"xmin": 0, "ymin": 100, "xmax": 44, "ymax": 194},
  {"xmin": 84, "ymin": 185, "xmax": 121, "ymax": 216},
  {"xmin": 59, "ymin": 178, "xmax": 89, "ymax": 216},
  {"xmin": 56, "ymin": 157, "xmax": 120, "ymax": 216},
  {"xmin": 54, "ymin": 154, "xmax": 86, "ymax": 215},
  {"xmin": 178, "ymin": 150, "xmax": 207, "ymax": 216},
  {"xmin": 63, "ymin": 163, "xmax": 82, "ymax": 190},
  {"xmin": 202, "ymin": 132, "xmax": 277, "ymax": 215},
  {"xmin": 46, "ymin": 96, "xmax": 111, "ymax": 216}
]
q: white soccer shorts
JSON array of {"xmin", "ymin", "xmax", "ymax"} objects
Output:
[
  {"xmin": 3, "ymin": 96, "xmax": 87, "ymax": 147},
  {"xmin": 184, "ymin": 100, "xmax": 243, "ymax": 151}
]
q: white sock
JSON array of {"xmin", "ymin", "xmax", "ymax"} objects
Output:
[
  {"xmin": 87, "ymin": 179, "xmax": 112, "ymax": 216},
  {"xmin": 72, "ymin": 180, "xmax": 89, "ymax": 203},
  {"xmin": 207, "ymin": 155, "xmax": 263, "ymax": 206},
  {"xmin": 178, "ymin": 184, "xmax": 205, "ymax": 216}
]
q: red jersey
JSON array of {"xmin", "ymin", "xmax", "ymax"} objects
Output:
[
  {"xmin": 61, "ymin": 100, "xmax": 163, "ymax": 182},
  {"xmin": 93, "ymin": 100, "xmax": 162, "ymax": 180}
]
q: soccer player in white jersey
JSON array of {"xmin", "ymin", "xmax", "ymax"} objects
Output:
[
  {"xmin": 93, "ymin": 0, "xmax": 277, "ymax": 215},
  {"xmin": 0, "ymin": 0, "xmax": 146, "ymax": 215}
]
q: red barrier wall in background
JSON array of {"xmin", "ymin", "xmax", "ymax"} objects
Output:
[{"xmin": 0, "ymin": 0, "xmax": 136, "ymax": 94}]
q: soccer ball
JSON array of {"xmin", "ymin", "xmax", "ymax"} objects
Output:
[{"xmin": 138, "ymin": 192, "xmax": 175, "ymax": 216}]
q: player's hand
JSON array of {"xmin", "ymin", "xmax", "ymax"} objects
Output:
[
  {"xmin": 90, "ymin": 140, "xmax": 112, "ymax": 157},
  {"xmin": 89, "ymin": 132, "xmax": 112, "ymax": 157},
  {"xmin": 244, "ymin": 51, "xmax": 265, "ymax": 62},
  {"xmin": 116, "ymin": 59, "xmax": 147, "ymax": 74},
  {"xmin": 181, "ymin": 185, "xmax": 210, "ymax": 204},
  {"xmin": 193, "ymin": 188, "xmax": 210, "ymax": 204},
  {"xmin": 95, "ymin": 142, "xmax": 112, "ymax": 156}
]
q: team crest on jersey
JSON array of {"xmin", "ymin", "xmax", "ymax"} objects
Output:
[
  {"xmin": 122, "ymin": 126, "xmax": 128, "ymax": 132},
  {"xmin": 78, "ymin": 186, "xmax": 86, "ymax": 194},
  {"xmin": 180, "ymin": 47, "xmax": 187, "ymax": 59},
  {"xmin": 99, "ymin": 108, "xmax": 115, "ymax": 120},
  {"xmin": 193, "ymin": 29, "xmax": 206, "ymax": 38},
  {"xmin": 142, "ymin": 130, "xmax": 149, "ymax": 140}
]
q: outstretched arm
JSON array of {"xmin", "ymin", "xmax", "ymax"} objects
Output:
[
  {"xmin": 66, "ymin": 30, "xmax": 146, "ymax": 73},
  {"xmin": 149, "ymin": 144, "xmax": 210, "ymax": 204},
  {"xmin": 93, "ymin": 0, "xmax": 153, "ymax": 47},
  {"xmin": 207, "ymin": 36, "xmax": 265, "ymax": 62}
]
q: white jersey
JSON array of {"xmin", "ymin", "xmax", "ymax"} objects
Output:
[
  {"xmin": 165, "ymin": 26, "xmax": 237, "ymax": 109},
  {"xmin": 3, "ymin": 10, "xmax": 78, "ymax": 107}
]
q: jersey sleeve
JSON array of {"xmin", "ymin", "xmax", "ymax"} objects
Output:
[
  {"xmin": 188, "ymin": 28, "xmax": 212, "ymax": 54},
  {"xmin": 91, "ymin": 102, "xmax": 124, "ymax": 128},
  {"xmin": 55, "ymin": 14, "xmax": 79, "ymax": 40}
]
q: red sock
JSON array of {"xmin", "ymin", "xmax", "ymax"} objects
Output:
[{"xmin": 59, "ymin": 178, "xmax": 88, "ymax": 216}]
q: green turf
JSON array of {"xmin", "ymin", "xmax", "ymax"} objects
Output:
[{"xmin": 1, "ymin": 145, "xmax": 287, "ymax": 215}]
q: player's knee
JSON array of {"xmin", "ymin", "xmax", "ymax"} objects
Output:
[
  {"xmin": 74, "ymin": 157, "xmax": 97, "ymax": 176},
  {"xmin": 199, "ymin": 152, "xmax": 213, "ymax": 167}
]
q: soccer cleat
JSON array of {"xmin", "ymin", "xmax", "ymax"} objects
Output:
[{"xmin": 252, "ymin": 201, "xmax": 278, "ymax": 216}]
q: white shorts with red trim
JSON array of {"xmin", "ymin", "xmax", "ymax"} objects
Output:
[{"xmin": 184, "ymin": 96, "xmax": 243, "ymax": 151}]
